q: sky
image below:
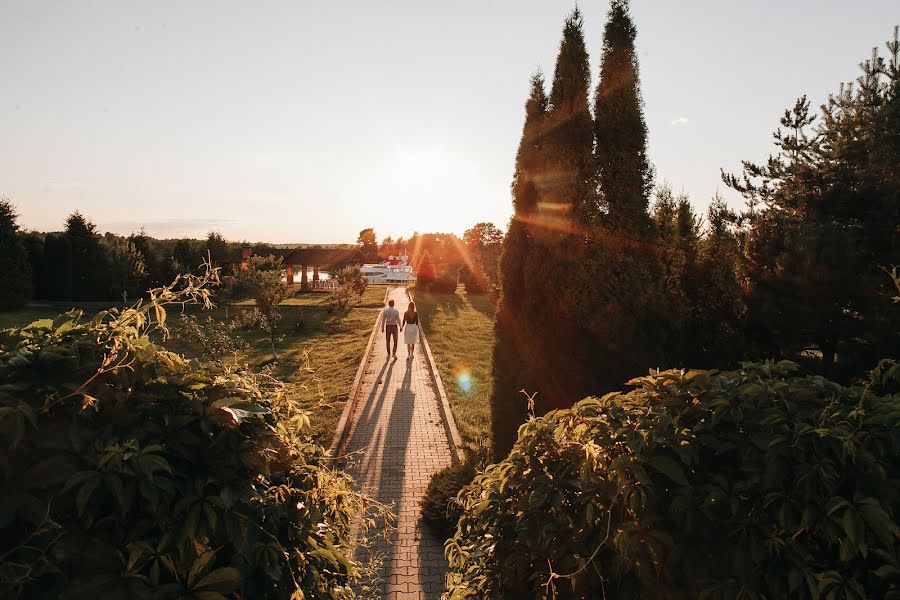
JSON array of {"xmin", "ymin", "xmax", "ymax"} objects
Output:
[{"xmin": 1, "ymin": 1, "xmax": 897, "ymax": 244}]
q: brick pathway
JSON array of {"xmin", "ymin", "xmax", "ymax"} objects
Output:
[{"xmin": 342, "ymin": 286, "xmax": 453, "ymax": 599}]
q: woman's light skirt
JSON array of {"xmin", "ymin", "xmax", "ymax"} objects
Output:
[{"xmin": 403, "ymin": 324, "xmax": 419, "ymax": 344}]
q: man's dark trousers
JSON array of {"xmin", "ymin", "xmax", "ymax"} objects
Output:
[{"xmin": 385, "ymin": 325, "xmax": 398, "ymax": 356}]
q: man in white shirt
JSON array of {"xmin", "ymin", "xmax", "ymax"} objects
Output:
[{"xmin": 381, "ymin": 299, "xmax": 401, "ymax": 359}]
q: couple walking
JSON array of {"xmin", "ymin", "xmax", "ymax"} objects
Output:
[{"xmin": 380, "ymin": 298, "xmax": 419, "ymax": 360}]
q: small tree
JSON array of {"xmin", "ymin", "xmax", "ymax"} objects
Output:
[
  {"xmin": 357, "ymin": 228, "xmax": 379, "ymax": 262},
  {"xmin": 233, "ymin": 255, "xmax": 290, "ymax": 361},
  {"xmin": 416, "ymin": 250, "xmax": 437, "ymax": 290},
  {"xmin": 105, "ymin": 237, "xmax": 147, "ymax": 302},
  {"xmin": 462, "ymin": 222, "xmax": 504, "ymax": 294},
  {"xmin": 330, "ymin": 265, "xmax": 368, "ymax": 311},
  {"xmin": 0, "ymin": 199, "xmax": 32, "ymax": 310},
  {"xmin": 205, "ymin": 231, "xmax": 230, "ymax": 272}
]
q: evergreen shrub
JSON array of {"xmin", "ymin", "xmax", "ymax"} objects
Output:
[
  {"xmin": 429, "ymin": 269, "xmax": 459, "ymax": 294},
  {"xmin": 0, "ymin": 274, "xmax": 368, "ymax": 599},
  {"xmin": 446, "ymin": 361, "xmax": 900, "ymax": 599},
  {"xmin": 421, "ymin": 446, "xmax": 488, "ymax": 541}
]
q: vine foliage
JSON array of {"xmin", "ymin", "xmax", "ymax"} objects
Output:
[
  {"xmin": 446, "ymin": 362, "xmax": 900, "ymax": 599},
  {"xmin": 0, "ymin": 268, "xmax": 369, "ymax": 599}
]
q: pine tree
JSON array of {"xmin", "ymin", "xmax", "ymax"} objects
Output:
[
  {"xmin": 594, "ymin": 0, "xmax": 653, "ymax": 233},
  {"xmin": 65, "ymin": 212, "xmax": 108, "ymax": 301},
  {"xmin": 0, "ymin": 199, "xmax": 33, "ymax": 310},
  {"xmin": 490, "ymin": 72, "xmax": 548, "ymax": 458},
  {"xmin": 725, "ymin": 28, "xmax": 900, "ymax": 378}
]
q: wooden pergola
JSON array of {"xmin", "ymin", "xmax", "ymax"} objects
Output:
[{"xmin": 282, "ymin": 247, "xmax": 368, "ymax": 289}]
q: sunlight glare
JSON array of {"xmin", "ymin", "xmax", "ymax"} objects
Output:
[{"xmin": 365, "ymin": 148, "xmax": 479, "ymax": 235}]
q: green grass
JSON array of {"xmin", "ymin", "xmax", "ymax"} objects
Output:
[
  {"xmin": 412, "ymin": 286, "xmax": 496, "ymax": 450},
  {"xmin": 1, "ymin": 286, "xmax": 387, "ymax": 446},
  {"xmin": 0, "ymin": 307, "xmax": 62, "ymax": 330},
  {"xmin": 167, "ymin": 285, "xmax": 386, "ymax": 444}
]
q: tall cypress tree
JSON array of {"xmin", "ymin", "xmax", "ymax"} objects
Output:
[
  {"xmin": 531, "ymin": 8, "xmax": 597, "ymax": 411},
  {"xmin": 0, "ymin": 199, "xmax": 33, "ymax": 310},
  {"xmin": 594, "ymin": 0, "xmax": 653, "ymax": 233},
  {"xmin": 570, "ymin": 0, "xmax": 664, "ymax": 395},
  {"xmin": 536, "ymin": 8, "xmax": 596, "ymax": 237},
  {"xmin": 492, "ymin": 10, "xmax": 597, "ymax": 457},
  {"xmin": 491, "ymin": 72, "xmax": 548, "ymax": 458}
]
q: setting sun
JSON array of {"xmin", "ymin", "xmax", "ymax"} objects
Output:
[{"xmin": 365, "ymin": 147, "xmax": 486, "ymax": 236}]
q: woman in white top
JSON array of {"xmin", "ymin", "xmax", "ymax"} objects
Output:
[{"xmin": 400, "ymin": 302, "xmax": 419, "ymax": 359}]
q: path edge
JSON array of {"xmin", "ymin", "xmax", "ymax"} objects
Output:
[
  {"xmin": 327, "ymin": 286, "xmax": 389, "ymax": 458},
  {"xmin": 408, "ymin": 288, "xmax": 465, "ymax": 464}
]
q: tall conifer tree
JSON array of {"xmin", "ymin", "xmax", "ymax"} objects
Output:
[
  {"xmin": 567, "ymin": 0, "xmax": 663, "ymax": 396},
  {"xmin": 65, "ymin": 212, "xmax": 108, "ymax": 301},
  {"xmin": 491, "ymin": 72, "xmax": 548, "ymax": 458},
  {"xmin": 537, "ymin": 9, "xmax": 596, "ymax": 236},
  {"xmin": 492, "ymin": 10, "xmax": 597, "ymax": 457},
  {"xmin": 594, "ymin": 0, "xmax": 652, "ymax": 233},
  {"xmin": 0, "ymin": 199, "xmax": 33, "ymax": 310}
]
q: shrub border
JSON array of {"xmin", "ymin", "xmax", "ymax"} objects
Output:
[
  {"xmin": 408, "ymin": 288, "xmax": 465, "ymax": 463},
  {"xmin": 328, "ymin": 286, "xmax": 389, "ymax": 457}
]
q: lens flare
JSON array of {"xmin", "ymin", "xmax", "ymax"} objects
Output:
[{"xmin": 453, "ymin": 363, "xmax": 474, "ymax": 394}]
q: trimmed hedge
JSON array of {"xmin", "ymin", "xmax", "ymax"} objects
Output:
[{"xmin": 445, "ymin": 361, "xmax": 900, "ymax": 599}]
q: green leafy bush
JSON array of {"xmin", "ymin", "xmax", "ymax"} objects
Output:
[
  {"xmin": 0, "ymin": 274, "xmax": 368, "ymax": 599},
  {"xmin": 176, "ymin": 314, "xmax": 248, "ymax": 360},
  {"xmin": 230, "ymin": 307, "xmax": 266, "ymax": 331},
  {"xmin": 446, "ymin": 361, "xmax": 900, "ymax": 599},
  {"xmin": 421, "ymin": 455, "xmax": 481, "ymax": 541}
]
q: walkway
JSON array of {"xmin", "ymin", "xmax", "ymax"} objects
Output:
[{"xmin": 341, "ymin": 286, "xmax": 453, "ymax": 599}]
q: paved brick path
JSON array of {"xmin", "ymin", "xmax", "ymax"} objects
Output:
[{"xmin": 342, "ymin": 286, "xmax": 453, "ymax": 599}]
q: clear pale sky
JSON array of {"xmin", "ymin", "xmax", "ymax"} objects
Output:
[{"xmin": 1, "ymin": 1, "xmax": 897, "ymax": 243}]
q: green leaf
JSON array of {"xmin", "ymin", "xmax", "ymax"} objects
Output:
[
  {"xmin": 858, "ymin": 501, "xmax": 900, "ymax": 549},
  {"xmin": 842, "ymin": 509, "xmax": 863, "ymax": 546},
  {"xmin": 195, "ymin": 567, "xmax": 241, "ymax": 592},
  {"xmin": 647, "ymin": 455, "xmax": 688, "ymax": 485},
  {"xmin": 188, "ymin": 547, "xmax": 218, "ymax": 588},
  {"xmin": 76, "ymin": 477, "xmax": 100, "ymax": 517}
]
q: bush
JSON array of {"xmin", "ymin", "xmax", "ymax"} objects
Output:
[
  {"xmin": 446, "ymin": 361, "xmax": 900, "ymax": 599},
  {"xmin": 230, "ymin": 307, "xmax": 265, "ymax": 331},
  {"xmin": 429, "ymin": 269, "xmax": 458, "ymax": 294},
  {"xmin": 334, "ymin": 265, "xmax": 367, "ymax": 298},
  {"xmin": 176, "ymin": 314, "xmax": 248, "ymax": 359},
  {"xmin": 421, "ymin": 451, "xmax": 485, "ymax": 540},
  {"xmin": 459, "ymin": 264, "xmax": 488, "ymax": 294},
  {"xmin": 0, "ymin": 274, "xmax": 370, "ymax": 599},
  {"xmin": 328, "ymin": 287, "xmax": 356, "ymax": 313}
]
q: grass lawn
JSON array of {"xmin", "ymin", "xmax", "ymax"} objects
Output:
[
  {"xmin": 1, "ymin": 286, "xmax": 387, "ymax": 446},
  {"xmin": 167, "ymin": 285, "xmax": 386, "ymax": 444},
  {"xmin": 411, "ymin": 286, "xmax": 496, "ymax": 451},
  {"xmin": 0, "ymin": 307, "xmax": 64, "ymax": 330}
]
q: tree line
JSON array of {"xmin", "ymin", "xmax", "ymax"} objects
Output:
[
  {"xmin": 0, "ymin": 211, "xmax": 360, "ymax": 306},
  {"xmin": 491, "ymin": 3, "xmax": 899, "ymax": 457}
]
